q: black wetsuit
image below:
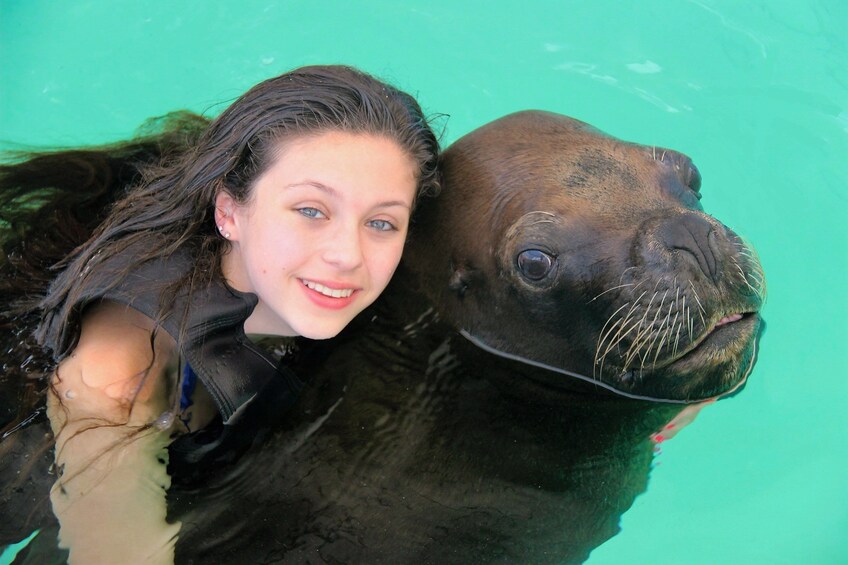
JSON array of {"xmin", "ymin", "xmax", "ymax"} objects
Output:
[{"xmin": 40, "ymin": 248, "xmax": 304, "ymax": 476}]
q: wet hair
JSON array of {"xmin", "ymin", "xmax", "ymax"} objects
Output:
[
  {"xmin": 36, "ymin": 64, "xmax": 441, "ymax": 357},
  {"xmin": 1, "ymin": 112, "xmax": 210, "ymax": 437},
  {"xmin": 0, "ymin": 65, "xmax": 441, "ymax": 436}
]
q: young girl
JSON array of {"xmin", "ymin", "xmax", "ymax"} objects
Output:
[{"xmin": 2, "ymin": 65, "xmax": 440, "ymax": 563}]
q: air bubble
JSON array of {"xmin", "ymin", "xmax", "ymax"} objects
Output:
[{"xmin": 154, "ymin": 411, "xmax": 175, "ymax": 430}]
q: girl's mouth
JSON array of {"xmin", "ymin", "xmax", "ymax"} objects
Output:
[
  {"xmin": 300, "ymin": 279, "xmax": 359, "ymax": 310},
  {"xmin": 301, "ymin": 279, "xmax": 355, "ymax": 298}
]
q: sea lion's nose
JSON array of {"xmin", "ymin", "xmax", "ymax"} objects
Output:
[{"xmin": 655, "ymin": 212, "xmax": 718, "ymax": 281}]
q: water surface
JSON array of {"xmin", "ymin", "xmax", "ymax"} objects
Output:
[{"xmin": 1, "ymin": 1, "xmax": 846, "ymax": 563}]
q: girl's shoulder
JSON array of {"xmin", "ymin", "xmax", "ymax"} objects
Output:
[{"xmin": 53, "ymin": 300, "xmax": 178, "ymax": 422}]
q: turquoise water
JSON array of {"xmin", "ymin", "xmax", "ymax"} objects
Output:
[{"xmin": 1, "ymin": 1, "xmax": 845, "ymax": 563}]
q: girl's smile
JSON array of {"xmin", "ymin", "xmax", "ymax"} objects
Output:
[{"xmin": 300, "ymin": 278, "xmax": 359, "ymax": 309}]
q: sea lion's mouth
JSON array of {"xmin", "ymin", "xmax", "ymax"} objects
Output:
[
  {"xmin": 715, "ymin": 313, "xmax": 745, "ymax": 328},
  {"xmin": 666, "ymin": 311, "xmax": 760, "ymax": 370}
]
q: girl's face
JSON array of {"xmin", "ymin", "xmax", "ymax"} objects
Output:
[{"xmin": 216, "ymin": 131, "xmax": 418, "ymax": 339}]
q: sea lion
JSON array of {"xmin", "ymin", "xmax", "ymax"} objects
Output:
[
  {"xmin": 405, "ymin": 110, "xmax": 765, "ymax": 402},
  {"xmin": 1, "ymin": 111, "xmax": 765, "ymax": 564},
  {"xmin": 162, "ymin": 111, "xmax": 765, "ymax": 563}
]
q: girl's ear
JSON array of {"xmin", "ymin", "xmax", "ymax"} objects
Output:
[{"xmin": 214, "ymin": 192, "xmax": 239, "ymax": 240}]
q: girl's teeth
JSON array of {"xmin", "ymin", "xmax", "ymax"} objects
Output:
[{"xmin": 304, "ymin": 280, "xmax": 353, "ymax": 298}]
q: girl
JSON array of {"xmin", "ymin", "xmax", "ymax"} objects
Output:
[{"xmin": 1, "ymin": 64, "xmax": 440, "ymax": 563}]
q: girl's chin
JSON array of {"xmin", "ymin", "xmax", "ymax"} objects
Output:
[
  {"xmin": 294, "ymin": 320, "xmax": 352, "ymax": 341},
  {"xmin": 249, "ymin": 297, "xmax": 368, "ymax": 339},
  {"xmin": 299, "ymin": 319, "xmax": 354, "ymax": 339}
]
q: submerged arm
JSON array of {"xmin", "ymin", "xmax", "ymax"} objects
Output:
[{"xmin": 47, "ymin": 300, "xmax": 181, "ymax": 565}]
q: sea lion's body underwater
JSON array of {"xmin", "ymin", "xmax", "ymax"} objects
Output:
[{"xmin": 0, "ymin": 110, "xmax": 764, "ymax": 564}]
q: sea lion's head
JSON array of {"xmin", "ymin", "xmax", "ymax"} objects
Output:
[{"xmin": 406, "ymin": 110, "xmax": 765, "ymax": 402}]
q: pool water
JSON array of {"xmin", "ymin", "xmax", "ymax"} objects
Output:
[{"xmin": 1, "ymin": 1, "xmax": 845, "ymax": 563}]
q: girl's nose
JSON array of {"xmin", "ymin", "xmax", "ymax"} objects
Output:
[{"xmin": 321, "ymin": 224, "xmax": 364, "ymax": 271}]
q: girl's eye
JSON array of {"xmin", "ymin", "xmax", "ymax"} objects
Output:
[
  {"xmin": 297, "ymin": 207, "xmax": 326, "ymax": 219},
  {"xmin": 368, "ymin": 219, "xmax": 396, "ymax": 232}
]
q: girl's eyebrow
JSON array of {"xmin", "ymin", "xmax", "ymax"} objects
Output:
[
  {"xmin": 284, "ymin": 180, "xmax": 337, "ymax": 195},
  {"xmin": 285, "ymin": 180, "xmax": 411, "ymax": 210}
]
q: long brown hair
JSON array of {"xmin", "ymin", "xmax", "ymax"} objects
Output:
[{"xmin": 37, "ymin": 65, "xmax": 441, "ymax": 358}]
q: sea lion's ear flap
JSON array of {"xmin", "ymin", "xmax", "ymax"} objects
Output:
[{"xmin": 448, "ymin": 265, "xmax": 480, "ymax": 299}]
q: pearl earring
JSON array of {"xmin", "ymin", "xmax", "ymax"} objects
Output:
[{"xmin": 218, "ymin": 225, "xmax": 231, "ymax": 239}]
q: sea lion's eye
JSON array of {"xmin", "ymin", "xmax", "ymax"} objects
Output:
[
  {"xmin": 517, "ymin": 249, "xmax": 555, "ymax": 281},
  {"xmin": 686, "ymin": 165, "xmax": 702, "ymax": 199}
]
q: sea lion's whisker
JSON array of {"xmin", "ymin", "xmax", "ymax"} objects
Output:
[
  {"xmin": 640, "ymin": 289, "xmax": 661, "ymax": 322},
  {"xmin": 734, "ymin": 263, "xmax": 747, "ymax": 284},
  {"xmin": 733, "ymin": 250, "xmax": 768, "ymax": 300},
  {"xmin": 620, "ymin": 311, "xmax": 661, "ymax": 369},
  {"xmin": 644, "ymin": 298, "xmax": 672, "ymax": 371},
  {"xmin": 588, "ymin": 283, "xmax": 636, "ymax": 303},
  {"xmin": 594, "ymin": 310, "xmax": 627, "ymax": 377},
  {"xmin": 672, "ymin": 314, "xmax": 684, "ymax": 358},
  {"xmin": 596, "ymin": 303, "xmax": 631, "ymax": 351},
  {"xmin": 610, "ymin": 291, "xmax": 648, "ymax": 341},
  {"xmin": 651, "ymin": 303, "xmax": 676, "ymax": 370},
  {"xmin": 745, "ymin": 268, "xmax": 765, "ymax": 287},
  {"xmin": 603, "ymin": 313, "xmax": 643, "ymax": 366},
  {"xmin": 740, "ymin": 275, "xmax": 761, "ymax": 298},
  {"xmin": 604, "ymin": 310, "xmax": 632, "ymax": 354},
  {"xmin": 618, "ymin": 266, "xmax": 639, "ymax": 286},
  {"xmin": 597, "ymin": 298, "xmax": 647, "ymax": 377},
  {"xmin": 751, "ymin": 263, "xmax": 768, "ymax": 299},
  {"xmin": 630, "ymin": 288, "xmax": 669, "ymax": 371},
  {"xmin": 628, "ymin": 283, "xmax": 667, "ymax": 350},
  {"xmin": 602, "ymin": 318, "xmax": 629, "ymax": 360},
  {"xmin": 730, "ymin": 256, "xmax": 745, "ymax": 277},
  {"xmin": 623, "ymin": 296, "xmax": 658, "ymax": 366},
  {"xmin": 688, "ymin": 280, "xmax": 707, "ymax": 326},
  {"xmin": 736, "ymin": 249, "xmax": 759, "ymax": 263},
  {"xmin": 746, "ymin": 272, "xmax": 765, "ymax": 291},
  {"xmin": 671, "ymin": 283, "xmax": 681, "ymax": 347},
  {"xmin": 685, "ymin": 302, "xmax": 694, "ymax": 344},
  {"xmin": 623, "ymin": 326, "xmax": 651, "ymax": 369},
  {"xmin": 641, "ymin": 330, "xmax": 655, "ymax": 364},
  {"xmin": 670, "ymin": 285, "xmax": 685, "ymax": 356},
  {"xmin": 600, "ymin": 312, "xmax": 643, "ymax": 378}
]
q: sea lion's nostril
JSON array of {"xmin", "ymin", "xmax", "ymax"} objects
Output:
[{"xmin": 657, "ymin": 214, "xmax": 718, "ymax": 281}]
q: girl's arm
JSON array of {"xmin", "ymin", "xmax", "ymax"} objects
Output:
[{"xmin": 47, "ymin": 300, "xmax": 181, "ymax": 565}]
